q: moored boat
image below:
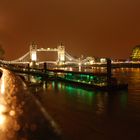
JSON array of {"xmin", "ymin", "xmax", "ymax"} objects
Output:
[{"xmin": 57, "ymin": 76, "xmax": 128, "ymax": 91}]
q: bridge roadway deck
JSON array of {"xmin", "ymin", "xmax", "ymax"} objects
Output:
[{"xmin": 0, "ymin": 68, "xmax": 61, "ymax": 140}]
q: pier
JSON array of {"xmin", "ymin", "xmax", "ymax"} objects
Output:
[{"xmin": 1, "ymin": 58, "xmax": 128, "ymax": 91}]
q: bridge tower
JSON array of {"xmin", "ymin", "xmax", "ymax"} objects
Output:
[
  {"xmin": 57, "ymin": 43, "xmax": 65, "ymax": 65},
  {"xmin": 29, "ymin": 42, "xmax": 37, "ymax": 68}
]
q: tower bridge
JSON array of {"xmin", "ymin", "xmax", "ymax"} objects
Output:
[
  {"xmin": 0, "ymin": 43, "xmax": 139, "ymax": 68},
  {"xmin": 0, "ymin": 43, "xmax": 95, "ymax": 67}
]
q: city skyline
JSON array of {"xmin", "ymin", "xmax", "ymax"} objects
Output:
[{"xmin": 0, "ymin": 0, "xmax": 140, "ymax": 60}]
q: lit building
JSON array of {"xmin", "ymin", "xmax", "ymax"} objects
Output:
[
  {"xmin": 100, "ymin": 58, "xmax": 107, "ymax": 63},
  {"xmin": 130, "ymin": 45, "xmax": 140, "ymax": 61}
]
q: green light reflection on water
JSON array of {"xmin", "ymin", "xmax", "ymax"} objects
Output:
[
  {"xmin": 51, "ymin": 81, "xmax": 96, "ymax": 106},
  {"xmin": 46, "ymin": 77, "xmax": 129, "ymax": 118},
  {"xmin": 66, "ymin": 85, "xmax": 95, "ymax": 106}
]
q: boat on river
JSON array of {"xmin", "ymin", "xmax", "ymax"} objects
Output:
[
  {"xmin": 57, "ymin": 76, "xmax": 128, "ymax": 91},
  {"xmin": 52, "ymin": 59, "xmax": 128, "ymax": 91}
]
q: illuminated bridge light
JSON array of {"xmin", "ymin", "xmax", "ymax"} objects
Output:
[{"xmin": 90, "ymin": 60, "xmax": 94, "ymax": 65}]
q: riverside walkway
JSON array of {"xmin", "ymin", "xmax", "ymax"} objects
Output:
[{"xmin": 0, "ymin": 68, "xmax": 61, "ymax": 140}]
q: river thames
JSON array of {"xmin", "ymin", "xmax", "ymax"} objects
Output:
[
  {"xmin": 32, "ymin": 68, "xmax": 140, "ymax": 140},
  {"xmin": 0, "ymin": 67, "xmax": 140, "ymax": 140}
]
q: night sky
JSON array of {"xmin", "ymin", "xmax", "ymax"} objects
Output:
[{"xmin": 0, "ymin": 0, "xmax": 140, "ymax": 60}]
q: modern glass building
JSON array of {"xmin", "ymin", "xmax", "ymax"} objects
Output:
[{"xmin": 130, "ymin": 45, "xmax": 140, "ymax": 61}]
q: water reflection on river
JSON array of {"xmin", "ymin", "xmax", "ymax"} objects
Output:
[{"xmin": 33, "ymin": 68, "xmax": 140, "ymax": 140}]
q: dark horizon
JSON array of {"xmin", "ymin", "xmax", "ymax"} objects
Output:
[{"xmin": 0, "ymin": 0, "xmax": 140, "ymax": 60}]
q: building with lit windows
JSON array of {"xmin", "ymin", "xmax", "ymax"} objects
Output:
[{"xmin": 130, "ymin": 45, "xmax": 140, "ymax": 61}]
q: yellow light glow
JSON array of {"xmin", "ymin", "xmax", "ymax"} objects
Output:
[
  {"xmin": 0, "ymin": 114, "xmax": 5, "ymax": 125},
  {"xmin": 69, "ymin": 67, "xmax": 73, "ymax": 71},
  {"xmin": 90, "ymin": 60, "xmax": 94, "ymax": 65},
  {"xmin": 31, "ymin": 52, "xmax": 37, "ymax": 61},
  {"xmin": 60, "ymin": 55, "xmax": 65, "ymax": 61},
  {"xmin": 1, "ymin": 82, "xmax": 5, "ymax": 95},
  {"xmin": 0, "ymin": 104, "xmax": 6, "ymax": 113},
  {"xmin": 0, "ymin": 104, "xmax": 6, "ymax": 126},
  {"xmin": 100, "ymin": 58, "xmax": 106, "ymax": 63},
  {"xmin": 131, "ymin": 46, "xmax": 140, "ymax": 60},
  {"xmin": 78, "ymin": 62, "xmax": 81, "ymax": 66},
  {"xmin": 9, "ymin": 110, "xmax": 16, "ymax": 116},
  {"xmin": 0, "ymin": 74, "xmax": 5, "ymax": 95}
]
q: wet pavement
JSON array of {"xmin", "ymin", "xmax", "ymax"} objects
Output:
[{"xmin": 0, "ymin": 68, "xmax": 61, "ymax": 140}]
